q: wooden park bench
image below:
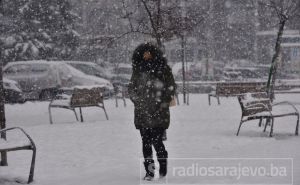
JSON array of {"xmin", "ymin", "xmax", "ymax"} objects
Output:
[
  {"xmin": 236, "ymin": 93, "xmax": 299, "ymax": 137},
  {"xmin": 0, "ymin": 127, "xmax": 36, "ymax": 184},
  {"xmin": 208, "ymin": 82, "xmax": 267, "ymax": 105},
  {"xmin": 48, "ymin": 87, "xmax": 109, "ymax": 124}
]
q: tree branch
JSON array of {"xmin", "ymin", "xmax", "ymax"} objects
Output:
[
  {"xmin": 140, "ymin": 0, "xmax": 161, "ymax": 46},
  {"xmin": 121, "ymin": 0, "xmax": 135, "ymax": 31}
]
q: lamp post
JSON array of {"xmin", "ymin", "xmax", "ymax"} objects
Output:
[
  {"xmin": 206, "ymin": 0, "xmax": 214, "ymax": 80},
  {"xmin": 180, "ymin": 0, "xmax": 188, "ymax": 104},
  {"xmin": 253, "ymin": 0, "xmax": 259, "ymax": 64}
]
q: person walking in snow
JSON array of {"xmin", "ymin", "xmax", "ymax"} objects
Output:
[{"xmin": 128, "ymin": 43, "xmax": 176, "ymax": 181}]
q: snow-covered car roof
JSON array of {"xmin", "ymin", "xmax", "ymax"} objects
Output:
[
  {"xmin": 4, "ymin": 60, "xmax": 113, "ymax": 90},
  {"xmin": 59, "ymin": 61, "xmax": 113, "ymax": 79},
  {"xmin": 62, "ymin": 61, "xmax": 97, "ymax": 65},
  {"xmin": 4, "ymin": 60, "xmax": 54, "ymax": 66},
  {"xmin": 54, "ymin": 61, "xmax": 112, "ymax": 86},
  {"xmin": 3, "ymin": 60, "xmax": 72, "ymax": 71}
]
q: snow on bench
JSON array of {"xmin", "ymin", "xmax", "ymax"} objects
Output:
[{"xmin": 236, "ymin": 93, "xmax": 299, "ymax": 137}]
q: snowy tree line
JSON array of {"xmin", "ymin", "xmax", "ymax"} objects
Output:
[
  {"xmin": 0, "ymin": 0, "xmax": 300, "ymax": 65},
  {"xmin": 0, "ymin": 0, "xmax": 79, "ymax": 64},
  {"xmin": 72, "ymin": 0, "xmax": 300, "ymax": 65}
]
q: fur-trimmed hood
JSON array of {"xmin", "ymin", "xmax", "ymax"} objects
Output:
[{"xmin": 132, "ymin": 43, "xmax": 167, "ymax": 73}]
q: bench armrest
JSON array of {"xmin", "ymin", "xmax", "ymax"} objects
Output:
[
  {"xmin": 272, "ymin": 101, "xmax": 299, "ymax": 114},
  {"xmin": 0, "ymin": 127, "xmax": 36, "ymax": 150}
]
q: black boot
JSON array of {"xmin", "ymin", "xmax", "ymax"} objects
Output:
[
  {"xmin": 143, "ymin": 159, "xmax": 155, "ymax": 181},
  {"xmin": 158, "ymin": 158, "xmax": 167, "ymax": 177}
]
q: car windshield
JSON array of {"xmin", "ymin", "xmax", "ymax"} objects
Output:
[{"xmin": 30, "ymin": 64, "xmax": 48, "ymax": 73}]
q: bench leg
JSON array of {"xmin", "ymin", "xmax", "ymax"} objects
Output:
[
  {"xmin": 208, "ymin": 94, "xmax": 211, "ymax": 106},
  {"xmin": 122, "ymin": 91, "xmax": 127, "ymax": 107},
  {"xmin": 28, "ymin": 147, "xmax": 36, "ymax": 184},
  {"xmin": 48, "ymin": 106, "xmax": 53, "ymax": 124},
  {"xmin": 258, "ymin": 118, "xmax": 263, "ymax": 127},
  {"xmin": 236, "ymin": 119, "xmax": 243, "ymax": 136},
  {"xmin": 79, "ymin": 107, "xmax": 84, "ymax": 122},
  {"xmin": 115, "ymin": 96, "xmax": 118, "ymax": 108},
  {"xmin": 296, "ymin": 114, "xmax": 299, "ymax": 136},
  {"xmin": 123, "ymin": 97, "xmax": 126, "ymax": 107},
  {"xmin": 263, "ymin": 119, "xmax": 268, "ymax": 132},
  {"xmin": 97, "ymin": 104, "xmax": 109, "ymax": 120},
  {"xmin": 269, "ymin": 118, "xmax": 274, "ymax": 137},
  {"xmin": 0, "ymin": 151, "xmax": 8, "ymax": 166},
  {"xmin": 217, "ymin": 96, "xmax": 220, "ymax": 105},
  {"xmin": 103, "ymin": 106, "xmax": 109, "ymax": 120},
  {"xmin": 72, "ymin": 109, "xmax": 79, "ymax": 121}
]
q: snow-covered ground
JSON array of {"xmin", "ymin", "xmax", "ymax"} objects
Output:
[{"xmin": 0, "ymin": 94, "xmax": 300, "ymax": 185}]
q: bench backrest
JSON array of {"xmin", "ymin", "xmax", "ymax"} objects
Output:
[
  {"xmin": 216, "ymin": 82, "xmax": 267, "ymax": 96},
  {"xmin": 70, "ymin": 87, "xmax": 104, "ymax": 107},
  {"xmin": 114, "ymin": 84, "xmax": 128, "ymax": 98},
  {"xmin": 238, "ymin": 93, "xmax": 271, "ymax": 117}
]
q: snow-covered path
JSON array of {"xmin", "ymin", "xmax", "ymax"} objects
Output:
[{"xmin": 0, "ymin": 94, "xmax": 300, "ymax": 185}]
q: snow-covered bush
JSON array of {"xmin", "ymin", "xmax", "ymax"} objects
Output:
[{"xmin": 0, "ymin": 0, "xmax": 79, "ymax": 64}]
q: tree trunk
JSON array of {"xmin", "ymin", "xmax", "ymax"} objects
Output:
[
  {"xmin": 0, "ymin": 0, "xmax": 7, "ymax": 163},
  {"xmin": 266, "ymin": 19, "xmax": 286, "ymax": 100},
  {"xmin": 181, "ymin": 34, "xmax": 186, "ymax": 104},
  {"xmin": 156, "ymin": 35, "xmax": 163, "ymax": 49},
  {"xmin": 0, "ymin": 60, "xmax": 8, "ymax": 166}
]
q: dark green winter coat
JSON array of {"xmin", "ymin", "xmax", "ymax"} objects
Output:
[{"xmin": 128, "ymin": 43, "xmax": 176, "ymax": 129}]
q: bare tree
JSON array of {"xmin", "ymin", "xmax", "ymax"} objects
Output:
[
  {"xmin": 262, "ymin": 0, "xmax": 300, "ymax": 98},
  {"xmin": 119, "ymin": 0, "xmax": 168, "ymax": 48},
  {"xmin": 0, "ymin": 56, "xmax": 7, "ymax": 166},
  {"xmin": 120, "ymin": 0, "xmax": 207, "ymax": 103},
  {"xmin": 120, "ymin": 0, "xmax": 206, "ymax": 48},
  {"xmin": 0, "ymin": 0, "xmax": 7, "ymax": 166}
]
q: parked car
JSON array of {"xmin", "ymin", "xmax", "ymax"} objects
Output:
[
  {"xmin": 3, "ymin": 78, "xmax": 26, "ymax": 103},
  {"xmin": 3, "ymin": 61, "xmax": 114, "ymax": 100},
  {"xmin": 222, "ymin": 67, "xmax": 263, "ymax": 81},
  {"xmin": 63, "ymin": 61, "xmax": 112, "ymax": 80}
]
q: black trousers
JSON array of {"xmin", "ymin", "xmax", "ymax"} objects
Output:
[{"xmin": 140, "ymin": 128, "xmax": 168, "ymax": 161}]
